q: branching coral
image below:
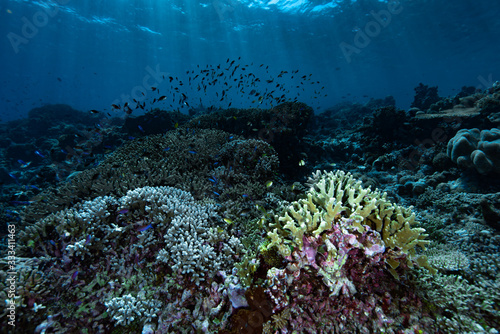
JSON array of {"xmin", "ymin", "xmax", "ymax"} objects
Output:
[
  {"xmin": 16, "ymin": 186, "xmax": 245, "ymax": 332},
  {"xmin": 267, "ymin": 170, "xmax": 433, "ymax": 276},
  {"xmin": 260, "ymin": 170, "xmax": 436, "ymax": 332}
]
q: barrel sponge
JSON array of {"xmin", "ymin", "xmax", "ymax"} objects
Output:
[{"xmin": 447, "ymin": 128, "xmax": 500, "ymax": 174}]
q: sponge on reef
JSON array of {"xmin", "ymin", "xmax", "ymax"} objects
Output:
[{"xmin": 447, "ymin": 128, "xmax": 500, "ymax": 174}]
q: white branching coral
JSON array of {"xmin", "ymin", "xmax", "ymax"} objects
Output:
[
  {"xmin": 104, "ymin": 293, "xmax": 162, "ymax": 326},
  {"xmin": 117, "ymin": 186, "xmax": 235, "ymax": 285}
]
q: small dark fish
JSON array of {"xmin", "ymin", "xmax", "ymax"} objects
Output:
[
  {"xmin": 151, "ymin": 87, "xmax": 157, "ymax": 91},
  {"xmin": 111, "ymin": 104, "xmax": 121, "ymax": 109},
  {"xmin": 158, "ymin": 95, "xmax": 167, "ymax": 101},
  {"xmin": 138, "ymin": 224, "xmax": 153, "ymax": 232},
  {"xmin": 57, "ymin": 77, "xmax": 62, "ymax": 82},
  {"xmin": 89, "ymin": 109, "xmax": 99, "ymax": 114}
]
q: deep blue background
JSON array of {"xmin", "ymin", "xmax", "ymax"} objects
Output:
[{"xmin": 1, "ymin": 0, "xmax": 499, "ymax": 121}]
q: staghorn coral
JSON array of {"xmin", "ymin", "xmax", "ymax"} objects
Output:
[
  {"xmin": 104, "ymin": 292, "xmax": 162, "ymax": 326},
  {"xmin": 16, "ymin": 186, "xmax": 245, "ymax": 333},
  {"xmin": 416, "ymin": 270, "xmax": 500, "ymax": 333}
]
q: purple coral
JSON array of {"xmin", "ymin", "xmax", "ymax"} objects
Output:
[{"xmin": 264, "ymin": 217, "xmax": 433, "ymax": 332}]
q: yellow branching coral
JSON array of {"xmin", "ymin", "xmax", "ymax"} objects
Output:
[{"xmin": 268, "ymin": 170, "xmax": 434, "ymax": 273}]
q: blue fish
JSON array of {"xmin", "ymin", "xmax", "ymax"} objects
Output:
[
  {"xmin": 117, "ymin": 208, "xmax": 129, "ymax": 214},
  {"xmin": 138, "ymin": 125, "xmax": 145, "ymax": 133},
  {"xmin": 18, "ymin": 159, "xmax": 31, "ymax": 168},
  {"xmin": 34, "ymin": 150, "xmax": 45, "ymax": 158},
  {"xmin": 138, "ymin": 224, "xmax": 153, "ymax": 232},
  {"xmin": 10, "ymin": 201, "xmax": 32, "ymax": 206},
  {"xmin": 8, "ymin": 173, "xmax": 20, "ymax": 185},
  {"xmin": 85, "ymin": 235, "xmax": 92, "ymax": 245},
  {"xmin": 213, "ymin": 191, "xmax": 220, "ymax": 196},
  {"xmin": 163, "ymin": 147, "xmax": 170, "ymax": 151},
  {"xmin": 71, "ymin": 271, "xmax": 79, "ymax": 281},
  {"xmin": 188, "ymin": 150, "xmax": 197, "ymax": 154}
]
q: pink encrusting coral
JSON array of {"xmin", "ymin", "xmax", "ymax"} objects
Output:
[
  {"xmin": 260, "ymin": 170, "xmax": 436, "ymax": 333},
  {"xmin": 264, "ymin": 217, "xmax": 434, "ymax": 333}
]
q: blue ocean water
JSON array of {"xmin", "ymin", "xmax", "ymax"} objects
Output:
[
  {"xmin": 1, "ymin": 1, "xmax": 500, "ymax": 333},
  {"xmin": 1, "ymin": 0, "xmax": 499, "ymax": 121}
]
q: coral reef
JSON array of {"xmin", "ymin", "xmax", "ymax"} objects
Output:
[
  {"xmin": 185, "ymin": 102, "xmax": 313, "ymax": 176},
  {"xmin": 14, "ymin": 186, "xmax": 244, "ymax": 332},
  {"xmin": 411, "ymin": 83, "xmax": 441, "ymax": 111},
  {"xmin": 20, "ymin": 128, "xmax": 278, "ymax": 225},
  {"xmin": 258, "ymin": 170, "xmax": 435, "ymax": 332}
]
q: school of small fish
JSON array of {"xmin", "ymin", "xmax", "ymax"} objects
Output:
[{"xmin": 103, "ymin": 58, "xmax": 327, "ymax": 115}]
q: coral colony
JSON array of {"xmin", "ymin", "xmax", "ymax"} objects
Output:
[{"xmin": 1, "ymin": 81, "xmax": 500, "ymax": 334}]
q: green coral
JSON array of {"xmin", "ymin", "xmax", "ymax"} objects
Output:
[
  {"xmin": 266, "ymin": 170, "xmax": 434, "ymax": 274},
  {"xmin": 235, "ymin": 253, "xmax": 260, "ymax": 286}
]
